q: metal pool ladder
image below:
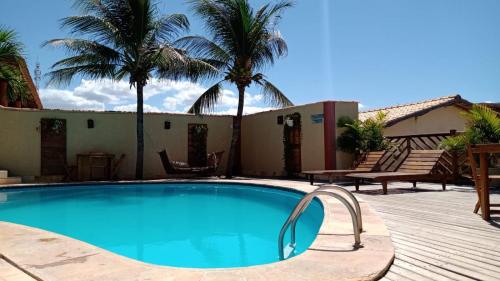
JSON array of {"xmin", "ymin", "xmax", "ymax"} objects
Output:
[{"xmin": 278, "ymin": 186, "xmax": 363, "ymax": 260}]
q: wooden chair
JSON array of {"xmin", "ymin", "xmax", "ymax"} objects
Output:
[
  {"xmin": 302, "ymin": 151, "xmax": 385, "ymax": 185},
  {"xmin": 58, "ymin": 154, "xmax": 76, "ymax": 182},
  {"xmin": 111, "ymin": 154, "xmax": 126, "ymax": 180},
  {"xmin": 467, "ymin": 145, "xmax": 500, "ymax": 216},
  {"xmin": 346, "ymin": 150, "xmax": 448, "ymax": 194},
  {"xmin": 207, "ymin": 151, "xmax": 225, "ymax": 176}
]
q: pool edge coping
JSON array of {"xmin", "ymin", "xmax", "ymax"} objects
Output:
[{"xmin": 0, "ymin": 178, "xmax": 395, "ymax": 281}]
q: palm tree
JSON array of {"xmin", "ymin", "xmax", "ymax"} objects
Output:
[
  {"xmin": 440, "ymin": 105, "xmax": 500, "ymax": 152},
  {"xmin": 44, "ymin": 0, "xmax": 217, "ymax": 179},
  {"xmin": 183, "ymin": 0, "xmax": 294, "ymax": 178},
  {"xmin": 0, "ymin": 27, "xmax": 27, "ymax": 106},
  {"xmin": 0, "ymin": 27, "xmax": 24, "ymax": 60}
]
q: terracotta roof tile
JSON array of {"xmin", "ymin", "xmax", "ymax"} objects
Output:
[{"xmin": 359, "ymin": 95, "xmax": 470, "ymax": 126}]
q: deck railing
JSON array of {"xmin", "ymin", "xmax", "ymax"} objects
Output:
[{"xmin": 382, "ymin": 130, "xmax": 467, "ymax": 180}]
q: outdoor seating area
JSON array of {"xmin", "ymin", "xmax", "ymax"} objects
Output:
[
  {"xmin": 158, "ymin": 149, "xmax": 224, "ymax": 176},
  {"xmin": 303, "ymin": 151, "xmax": 385, "ymax": 185},
  {"xmin": 62, "ymin": 152, "xmax": 126, "ymax": 181},
  {"xmin": 347, "ymin": 150, "xmax": 448, "ymax": 194}
]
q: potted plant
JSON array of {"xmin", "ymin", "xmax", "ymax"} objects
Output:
[
  {"xmin": 440, "ymin": 105, "xmax": 500, "ymax": 185},
  {"xmin": 0, "ymin": 27, "xmax": 28, "ymax": 108}
]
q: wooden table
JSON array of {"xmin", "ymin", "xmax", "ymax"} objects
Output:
[
  {"xmin": 468, "ymin": 144, "xmax": 500, "ymax": 220},
  {"xmin": 77, "ymin": 153, "xmax": 115, "ymax": 181}
]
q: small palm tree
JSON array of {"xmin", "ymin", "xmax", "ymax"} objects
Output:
[
  {"xmin": 45, "ymin": 0, "xmax": 217, "ymax": 179},
  {"xmin": 183, "ymin": 0, "xmax": 294, "ymax": 178},
  {"xmin": 0, "ymin": 27, "xmax": 24, "ymax": 60},
  {"xmin": 337, "ymin": 112, "xmax": 388, "ymax": 155},
  {"xmin": 0, "ymin": 27, "xmax": 28, "ymax": 106},
  {"xmin": 440, "ymin": 105, "xmax": 500, "ymax": 152}
]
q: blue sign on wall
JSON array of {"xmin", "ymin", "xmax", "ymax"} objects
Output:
[{"xmin": 311, "ymin": 114, "xmax": 324, "ymax": 124}]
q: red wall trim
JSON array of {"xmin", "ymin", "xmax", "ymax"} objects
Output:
[{"xmin": 323, "ymin": 102, "xmax": 337, "ymax": 170}]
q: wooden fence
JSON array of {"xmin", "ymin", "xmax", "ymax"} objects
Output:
[{"xmin": 380, "ymin": 130, "xmax": 468, "ymax": 180}]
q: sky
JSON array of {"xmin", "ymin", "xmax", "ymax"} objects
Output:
[{"xmin": 2, "ymin": 0, "xmax": 499, "ymax": 113}]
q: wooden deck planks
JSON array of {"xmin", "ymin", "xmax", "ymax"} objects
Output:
[{"xmin": 338, "ymin": 182, "xmax": 500, "ymax": 281}]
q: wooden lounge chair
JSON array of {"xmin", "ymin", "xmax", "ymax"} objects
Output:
[
  {"xmin": 346, "ymin": 150, "xmax": 448, "ymax": 194},
  {"xmin": 158, "ymin": 149, "xmax": 224, "ymax": 176},
  {"xmin": 302, "ymin": 151, "xmax": 385, "ymax": 185}
]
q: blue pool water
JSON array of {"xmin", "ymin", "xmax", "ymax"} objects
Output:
[{"xmin": 0, "ymin": 183, "xmax": 323, "ymax": 268}]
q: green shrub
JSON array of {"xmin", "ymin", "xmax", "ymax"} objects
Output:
[
  {"xmin": 337, "ymin": 112, "xmax": 388, "ymax": 155},
  {"xmin": 440, "ymin": 105, "xmax": 500, "ymax": 152}
]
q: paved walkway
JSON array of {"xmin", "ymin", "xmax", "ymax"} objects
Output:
[{"xmin": 338, "ymin": 182, "xmax": 500, "ymax": 281}]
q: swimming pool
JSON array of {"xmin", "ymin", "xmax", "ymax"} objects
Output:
[{"xmin": 0, "ymin": 183, "xmax": 323, "ymax": 268}]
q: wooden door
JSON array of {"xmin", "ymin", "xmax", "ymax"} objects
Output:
[
  {"xmin": 40, "ymin": 118, "xmax": 67, "ymax": 175},
  {"xmin": 284, "ymin": 114, "xmax": 302, "ymax": 176},
  {"xmin": 289, "ymin": 125, "xmax": 302, "ymax": 173},
  {"xmin": 188, "ymin": 124, "xmax": 208, "ymax": 167}
]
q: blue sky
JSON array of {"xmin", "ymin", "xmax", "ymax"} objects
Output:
[{"xmin": 2, "ymin": 0, "xmax": 499, "ymax": 113}]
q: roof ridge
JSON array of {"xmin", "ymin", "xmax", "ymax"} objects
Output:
[{"xmin": 361, "ymin": 95, "xmax": 459, "ymax": 113}]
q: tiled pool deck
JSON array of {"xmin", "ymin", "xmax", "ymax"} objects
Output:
[{"xmin": 0, "ymin": 179, "xmax": 394, "ymax": 281}]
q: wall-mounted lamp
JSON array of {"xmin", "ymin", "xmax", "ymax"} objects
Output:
[
  {"xmin": 164, "ymin": 121, "xmax": 171, "ymax": 130},
  {"xmin": 87, "ymin": 119, "xmax": 94, "ymax": 129},
  {"xmin": 277, "ymin": 115, "xmax": 284, "ymax": 125},
  {"xmin": 285, "ymin": 118, "xmax": 294, "ymax": 127}
]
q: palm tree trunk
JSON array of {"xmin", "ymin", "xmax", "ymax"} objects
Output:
[
  {"xmin": 226, "ymin": 85, "xmax": 245, "ymax": 178},
  {"xmin": 136, "ymin": 83, "xmax": 145, "ymax": 179}
]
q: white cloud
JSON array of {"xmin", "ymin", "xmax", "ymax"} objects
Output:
[
  {"xmin": 40, "ymin": 79, "xmax": 276, "ymax": 115},
  {"xmin": 39, "ymin": 88, "xmax": 105, "ymax": 111},
  {"xmin": 161, "ymin": 84, "xmax": 269, "ymax": 114},
  {"xmin": 113, "ymin": 104, "xmax": 161, "ymax": 113},
  {"xmin": 71, "ymin": 79, "xmax": 177, "ymax": 105},
  {"xmin": 358, "ymin": 103, "xmax": 365, "ymax": 109}
]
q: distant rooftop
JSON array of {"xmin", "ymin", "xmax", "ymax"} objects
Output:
[{"xmin": 359, "ymin": 95, "xmax": 472, "ymax": 127}]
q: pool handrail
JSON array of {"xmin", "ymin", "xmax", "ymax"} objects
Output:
[
  {"xmin": 278, "ymin": 187, "xmax": 362, "ymax": 260},
  {"xmin": 290, "ymin": 185, "xmax": 363, "ymax": 246}
]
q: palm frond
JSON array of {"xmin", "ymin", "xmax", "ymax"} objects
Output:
[
  {"xmin": 45, "ymin": 63, "xmax": 119, "ymax": 86},
  {"xmin": 254, "ymin": 76, "xmax": 293, "ymax": 108},
  {"xmin": 0, "ymin": 64, "xmax": 28, "ymax": 102},
  {"xmin": 60, "ymin": 15, "xmax": 118, "ymax": 43},
  {"xmin": 128, "ymin": 0, "xmax": 154, "ymax": 44},
  {"xmin": 251, "ymin": 31, "xmax": 288, "ymax": 69},
  {"xmin": 0, "ymin": 26, "xmax": 24, "ymax": 60},
  {"xmin": 43, "ymin": 38, "xmax": 121, "ymax": 58},
  {"xmin": 44, "ymin": 38, "xmax": 122, "ymax": 85},
  {"xmin": 72, "ymin": 0, "xmax": 109, "ymax": 15},
  {"xmin": 151, "ymin": 14, "xmax": 190, "ymax": 42},
  {"xmin": 189, "ymin": 0, "xmax": 238, "ymax": 56},
  {"xmin": 174, "ymin": 35, "xmax": 231, "ymax": 66},
  {"xmin": 254, "ymin": 0, "xmax": 293, "ymax": 26},
  {"xmin": 188, "ymin": 81, "xmax": 225, "ymax": 114}
]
